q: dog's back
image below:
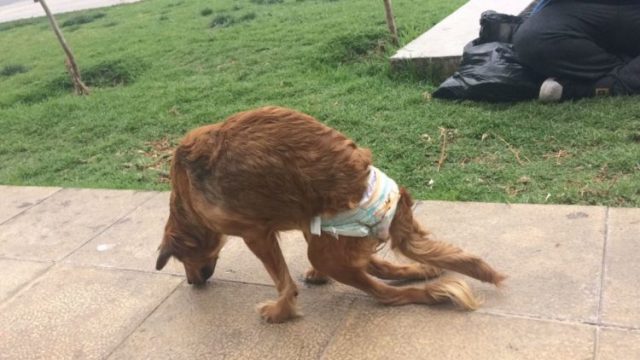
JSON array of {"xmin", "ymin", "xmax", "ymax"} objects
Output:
[{"xmin": 172, "ymin": 106, "xmax": 372, "ymax": 231}]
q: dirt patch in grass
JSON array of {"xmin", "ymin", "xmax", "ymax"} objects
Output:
[
  {"xmin": 239, "ymin": 12, "xmax": 257, "ymax": 22},
  {"xmin": 165, "ymin": 1, "xmax": 184, "ymax": 8},
  {"xmin": 81, "ymin": 58, "xmax": 147, "ymax": 87},
  {"xmin": 209, "ymin": 12, "xmax": 257, "ymax": 28},
  {"xmin": 61, "ymin": 13, "xmax": 106, "ymax": 28},
  {"xmin": 14, "ymin": 58, "xmax": 145, "ymax": 104},
  {"xmin": 0, "ymin": 18, "xmax": 39, "ymax": 32},
  {"xmin": 322, "ymin": 30, "xmax": 389, "ymax": 64},
  {"xmin": 0, "ymin": 64, "xmax": 28, "ymax": 77},
  {"xmin": 250, "ymin": 0, "xmax": 283, "ymax": 4},
  {"xmin": 210, "ymin": 15, "xmax": 234, "ymax": 28}
]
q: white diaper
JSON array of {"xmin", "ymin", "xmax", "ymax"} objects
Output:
[{"xmin": 310, "ymin": 166, "xmax": 400, "ymax": 240}]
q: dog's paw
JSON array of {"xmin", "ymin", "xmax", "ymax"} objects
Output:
[
  {"xmin": 303, "ymin": 268, "xmax": 329, "ymax": 285},
  {"xmin": 257, "ymin": 300, "xmax": 298, "ymax": 323}
]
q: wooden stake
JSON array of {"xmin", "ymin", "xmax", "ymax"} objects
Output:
[
  {"xmin": 383, "ymin": 0, "xmax": 399, "ymax": 46},
  {"xmin": 35, "ymin": 0, "xmax": 90, "ymax": 95},
  {"xmin": 437, "ymin": 127, "xmax": 448, "ymax": 171}
]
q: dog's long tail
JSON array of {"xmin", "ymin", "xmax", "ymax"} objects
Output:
[{"xmin": 389, "ymin": 189, "xmax": 506, "ymax": 287}]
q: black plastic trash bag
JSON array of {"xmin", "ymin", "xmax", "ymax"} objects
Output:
[
  {"xmin": 478, "ymin": 10, "xmax": 523, "ymax": 44},
  {"xmin": 433, "ymin": 11, "xmax": 544, "ymax": 102},
  {"xmin": 433, "ymin": 42, "xmax": 543, "ymax": 102}
]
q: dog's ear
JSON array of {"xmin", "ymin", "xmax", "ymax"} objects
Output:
[{"xmin": 155, "ymin": 246, "xmax": 173, "ymax": 270}]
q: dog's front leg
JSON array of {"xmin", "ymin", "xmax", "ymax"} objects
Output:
[{"xmin": 243, "ymin": 232, "xmax": 298, "ymax": 323}]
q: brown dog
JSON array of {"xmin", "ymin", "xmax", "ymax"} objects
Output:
[{"xmin": 155, "ymin": 106, "xmax": 505, "ymax": 323}]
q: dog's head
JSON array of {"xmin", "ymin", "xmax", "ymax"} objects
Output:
[{"xmin": 155, "ymin": 213, "xmax": 226, "ymax": 285}]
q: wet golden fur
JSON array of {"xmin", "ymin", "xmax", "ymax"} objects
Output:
[{"xmin": 156, "ymin": 106, "xmax": 505, "ymax": 323}]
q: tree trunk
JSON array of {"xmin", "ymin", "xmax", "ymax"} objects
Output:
[
  {"xmin": 383, "ymin": 0, "xmax": 399, "ymax": 46},
  {"xmin": 35, "ymin": 0, "xmax": 90, "ymax": 95}
]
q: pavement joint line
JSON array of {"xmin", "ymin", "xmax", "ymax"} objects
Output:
[
  {"xmin": 44, "ymin": 260, "xmax": 372, "ymax": 298},
  {"xmin": 593, "ymin": 206, "xmax": 610, "ymax": 360},
  {"xmin": 476, "ymin": 308, "xmax": 594, "ymax": 327},
  {"xmin": 55, "ymin": 261, "xmax": 186, "ymax": 278},
  {"xmin": 478, "ymin": 307, "xmax": 640, "ymax": 332},
  {"xmin": 0, "ymin": 261, "xmax": 55, "ymax": 309},
  {"xmin": 0, "ymin": 260, "xmax": 182, "ymax": 310},
  {"xmin": 317, "ymin": 297, "xmax": 358, "ymax": 360},
  {"xmin": 56, "ymin": 190, "xmax": 161, "ymax": 263},
  {"xmin": 0, "ymin": 255, "xmax": 54, "ymax": 263},
  {"xmin": 593, "ymin": 327, "xmax": 601, "ymax": 360},
  {"xmin": 596, "ymin": 322, "xmax": 640, "ymax": 333},
  {"xmin": 596, "ymin": 207, "xmax": 610, "ymax": 324},
  {"xmin": 0, "ymin": 187, "xmax": 63, "ymax": 226},
  {"xmin": 102, "ymin": 277, "xmax": 185, "ymax": 360}
]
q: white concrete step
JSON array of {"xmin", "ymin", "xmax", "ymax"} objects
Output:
[{"xmin": 391, "ymin": 0, "xmax": 534, "ymax": 80}]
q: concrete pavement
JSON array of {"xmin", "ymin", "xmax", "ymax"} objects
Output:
[
  {"xmin": 0, "ymin": 0, "xmax": 141, "ymax": 24},
  {"xmin": 1, "ymin": 185, "xmax": 639, "ymax": 359}
]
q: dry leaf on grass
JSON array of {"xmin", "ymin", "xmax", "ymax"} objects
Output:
[{"xmin": 136, "ymin": 137, "xmax": 177, "ymax": 183}]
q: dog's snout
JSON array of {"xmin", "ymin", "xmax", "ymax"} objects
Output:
[
  {"xmin": 200, "ymin": 265, "xmax": 214, "ymax": 281},
  {"xmin": 184, "ymin": 259, "xmax": 217, "ymax": 286}
]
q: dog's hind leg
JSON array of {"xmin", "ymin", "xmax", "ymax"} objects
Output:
[
  {"xmin": 243, "ymin": 232, "xmax": 299, "ymax": 323},
  {"xmin": 367, "ymin": 255, "xmax": 442, "ymax": 281},
  {"xmin": 304, "ymin": 257, "xmax": 438, "ymax": 285},
  {"xmin": 389, "ymin": 190, "xmax": 506, "ymax": 286},
  {"xmin": 307, "ymin": 234, "xmax": 481, "ymax": 310}
]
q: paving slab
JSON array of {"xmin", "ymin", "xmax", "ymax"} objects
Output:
[
  {"xmin": 601, "ymin": 207, "xmax": 640, "ymax": 328},
  {"xmin": 0, "ymin": 0, "xmax": 141, "ymax": 24},
  {"xmin": 322, "ymin": 299, "xmax": 595, "ymax": 360},
  {"xmin": 63, "ymin": 192, "xmax": 184, "ymax": 274},
  {"xmin": 0, "ymin": 188, "xmax": 155, "ymax": 261},
  {"xmin": 413, "ymin": 201, "xmax": 606, "ymax": 323},
  {"xmin": 0, "ymin": 185, "xmax": 60, "ymax": 225},
  {"xmin": 597, "ymin": 328, "xmax": 640, "ymax": 360},
  {"xmin": 108, "ymin": 281, "xmax": 355, "ymax": 360},
  {"xmin": 0, "ymin": 258, "xmax": 51, "ymax": 303},
  {"xmin": 0, "ymin": 264, "xmax": 182, "ymax": 360}
]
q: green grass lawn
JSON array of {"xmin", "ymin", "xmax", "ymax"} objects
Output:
[{"xmin": 0, "ymin": 0, "xmax": 638, "ymax": 206}]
